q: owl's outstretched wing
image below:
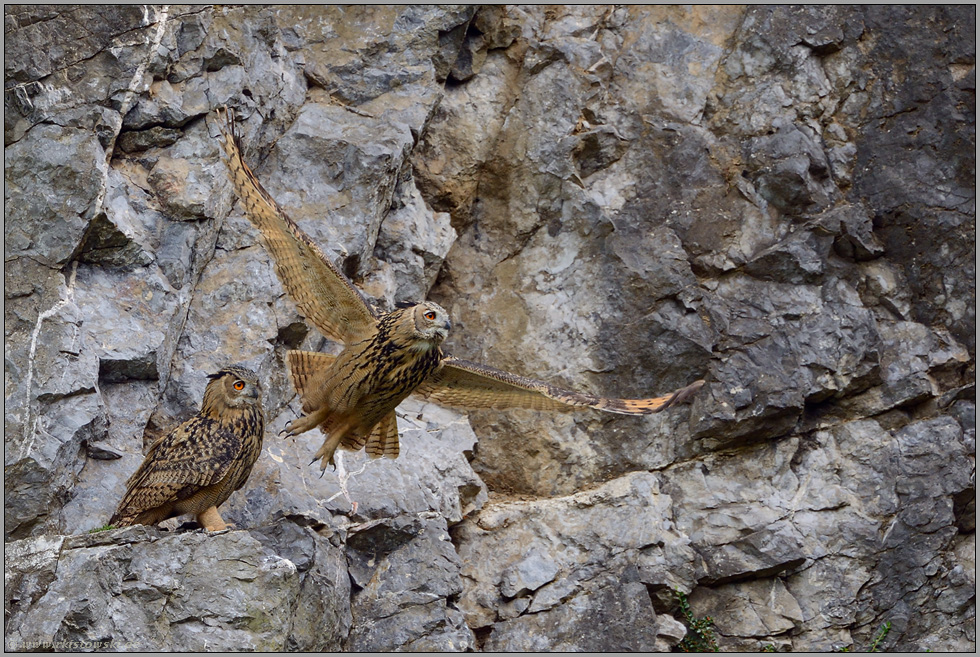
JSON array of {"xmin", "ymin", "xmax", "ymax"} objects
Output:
[
  {"xmin": 414, "ymin": 356, "xmax": 705, "ymax": 415},
  {"xmin": 110, "ymin": 417, "xmax": 241, "ymax": 524},
  {"xmin": 215, "ymin": 107, "xmax": 378, "ymax": 345}
]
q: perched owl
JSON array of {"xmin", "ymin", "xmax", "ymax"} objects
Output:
[
  {"xmin": 216, "ymin": 108, "xmax": 703, "ymax": 471},
  {"xmin": 110, "ymin": 366, "xmax": 265, "ymax": 532}
]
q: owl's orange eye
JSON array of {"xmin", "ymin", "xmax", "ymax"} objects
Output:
[
  {"xmin": 424, "ymin": 311, "xmax": 437, "ymax": 321},
  {"xmin": 233, "ymin": 381, "xmax": 245, "ymax": 391}
]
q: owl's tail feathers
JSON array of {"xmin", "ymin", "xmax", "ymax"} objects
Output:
[
  {"xmin": 286, "ymin": 350, "xmax": 337, "ymax": 405},
  {"xmin": 108, "ymin": 505, "xmax": 169, "ymax": 529},
  {"xmin": 109, "ymin": 488, "xmax": 144, "ymax": 527},
  {"xmin": 363, "ymin": 412, "xmax": 400, "ymax": 460},
  {"xmin": 108, "ymin": 510, "xmax": 131, "ymax": 527},
  {"xmin": 600, "ymin": 379, "xmax": 705, "ymax": 415}
]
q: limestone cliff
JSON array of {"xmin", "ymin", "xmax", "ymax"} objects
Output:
[{"xmin": 5, "ymin": 5, "xmax": 975, "ymax": 652}]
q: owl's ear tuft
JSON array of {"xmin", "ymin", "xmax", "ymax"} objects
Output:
[{"xmin": 395, "ymin": 300, "xmax": 417, "ymax": 309}]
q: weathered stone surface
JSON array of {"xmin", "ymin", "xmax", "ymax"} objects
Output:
[
  {"xmin": 4, "ymin": 519, "xmax": 350, "ymax": 652},
  {"xmin": 4, "ymin": 4, "xmax": 974, "ymax": 652},
  {"xmin": 689, "ymin": 578, "xmax": 804, "ymax": 649},
  {"xmin": 454, "ymin": 471, "xmax": 695, "ymax": 648},
  {"xmin": 345, "ymin": 515, "xmax": 475, "ymax": 651},
  {"xmin": 485, "ymin": 576, "xmax": 661, "ymax": 652},
  {"xmin": 5, "ymin": 124, "xmax": 108, "ymax": 266}
]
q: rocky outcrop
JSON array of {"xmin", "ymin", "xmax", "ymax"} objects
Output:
[{"xmin": 5, "ymin": 5, "xmax": 974, "ymax": 652}]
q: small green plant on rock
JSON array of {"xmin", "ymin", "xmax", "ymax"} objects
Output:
[
  {"xmin": 673, "ymin": 588, "xmax": 720, "ymax": 652},
  {"xmin": 87, "ymin": 524, "xmax": 116, "ymax": 533},
  {"xmin": 833, "ymin": 621, "xmax": 892, "ymax": 653},
  {"xmin": 868, "ymin": 622, "xmax": 892, "ymax": 652}
]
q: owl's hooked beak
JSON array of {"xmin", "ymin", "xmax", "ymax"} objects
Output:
[{"xmin": 436, "ymin": 319, "xmax": 451, "ymax": 339}]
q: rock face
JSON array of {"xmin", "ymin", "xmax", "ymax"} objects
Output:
[{"xmin": 4, "ymin": 5, "xmax": 974, "ymax": 653}]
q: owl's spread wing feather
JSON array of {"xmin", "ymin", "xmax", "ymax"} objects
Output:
[
  {"xmin": 112, "ymin": 417, "xmax": 242, "ymax": 521},
  {"xmin": 415, "ymin": 356, "xmax": 705, "ymax": 415},
  {"xmin": 216, "ymin": 107, "xmax": 377, "ymax": 345},
  {"xmin": 286, "ymin": 350, "xmax": 337, "ymax": 405}
]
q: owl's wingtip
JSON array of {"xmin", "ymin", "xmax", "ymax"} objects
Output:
[{"xmin": 663, "ymin": 378, "xmax": 706, "ymax": 409}]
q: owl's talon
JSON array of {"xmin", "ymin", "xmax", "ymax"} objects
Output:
[{"xmin": 208, "ymin": 525, "xmax": 235, "ymax": 535}]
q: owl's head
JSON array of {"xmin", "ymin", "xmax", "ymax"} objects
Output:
[
  {"xmin": 409, "ymin": 301, "xmax": 452, "ymax": 346},
  {"xmin": 202, "ymin": 365, "xmax": 261, "ymax": 412}
]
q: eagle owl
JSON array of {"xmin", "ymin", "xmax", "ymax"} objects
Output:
[
  {"xmin": 110, "ymin": 366, "xmax": 264, "ymax": 531},
  {"xmin": 216, "ymin": 108, "xmax": 703, "ymax": 471}
]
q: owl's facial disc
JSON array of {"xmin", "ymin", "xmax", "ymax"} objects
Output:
[
  {"xmin": 415, "ymin": 302, "xmax": 451, "ymax": 342},
  {"xmin": 227, "ymin": 375, "xmax": 260, "ymax": 404}
]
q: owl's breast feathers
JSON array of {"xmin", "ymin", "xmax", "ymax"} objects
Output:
[
  {"xmin": 325, "ymin": 311, "xmax": 442, "ymax": 424},
  {"xmin": 210, "ymin": 404, "xmax": 265, "ymax": 494},
  {"xmin": 364, "ymin": 311, "xmax": 443, "ymax": 394}
]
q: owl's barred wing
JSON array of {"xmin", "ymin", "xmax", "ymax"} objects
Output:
[
  {"xmin": 415, "ymin": 356, "xmax": 705, "ymax": 415},
  {"xmin": 111, "ymin": 417, "xmax": 241, "ymax": 522},
  {"xmin": 215, "ymin": 107, "xmax": 378, "ymax": 345},
  {"xmin": 286, "ymin": 350, "xmax": 337, "ymax": 405}
]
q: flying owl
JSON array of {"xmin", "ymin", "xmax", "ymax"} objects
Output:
[
  {"xmin": 216, "ymin": 108, "xmax": 703, "ymax": 471},
  {"xmin": 110, "ymin": 366, "xmax": 265, "ymax": 532}
]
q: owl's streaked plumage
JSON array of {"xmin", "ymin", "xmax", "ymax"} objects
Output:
[
  {"xmin": 110, "ymin": 366, "xmax": 265, "ymax": 531},
  {"xmin": 216, "ymin": 107, "xmax": 704, "ymax": 471}
]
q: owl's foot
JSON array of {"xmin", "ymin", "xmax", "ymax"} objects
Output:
[
  {"xmin": 197, "ymin": 506, "xmax": 233, "ymax": 532},
  {"xmin": 283, "ymin": 407, "xmax": 330, "ymax": 438},
  {"xmin": 308, "ymin": 418, "xmax": 356, "ymax": 472},
  {"xmin": 311, "ymin": 438, "xmax": 341, "ymax": 472}
]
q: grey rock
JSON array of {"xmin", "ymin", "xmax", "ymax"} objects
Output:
[
  {"xmin": 689, "ymin": 578, "xmax": 803, "ymax": 645},
  {"xmin": 4, "ymin": 534, "xmax": 64, "ymax": 640},
  {"xmin": 5, "ymin": 124, "xmax": 108, "ymax": 266},
  {"xmin": 4, "ymin": 4, "xmax": 975, "ymax": 653},
  {"xmin": 286, "ymin": 526, "xmax": 353, "ymax": 652},
  {"xmin": 527, "ymin": 577, "xmax": 578, "ymax": 613},
  {"xmin": 455, "ymin": 471, "xmax": 693, "ymax": 631},
  {"xmin": 745, "ymin": 120, "xmax": 836, "ymax": 216},
  {"xmin": 471, "ymin": 5, "xmax": 522, "ymax": 51},
  {"xmin": 851, "ymin": 5, "xmax": 976, "ymax": 351},
  {"xmin": 656, "ymin": 615, "xmax": 689, "ymax": 652},
  {"xmin": 4, "ymin": 519, "xmax": 350, "ymax": 652},
  {"xmin": 371, "ymin": 181, "xmax": 456, "ymax": 306},
  {"xmin": 485, "ymin": 577, "xmax": 661, "ymax": 652},
  {"xmin": 116, "ymin": 126, "xmax": 183, "ymax": 153},
  {"xmin": 499, "ymin": 546, "xmax": 560, "ymax": 598},
  {"xmin": 83, "ymin": 441, "xmax": 123, "ymax": 460},
  {"xmin": 345, "ymin": 515, "xmax": 475, "ymax": 651},
  {"xmin": 694, "ymin": 520, "xmax": 808, "ymax": 585},
  {"xmin": 744, "ymin": 229, "xmax": 832, "ymax": 285},
  {"xmin": 146, "ymin": 156, "xmax": 212, "ymax": 221},
  {"xmin": 449, "ymin": 30, "xmax": 488, "ymax": 83},
  {"xmin": 4, "ymin": 5, "xmax": 151, "ymax": 84}
]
